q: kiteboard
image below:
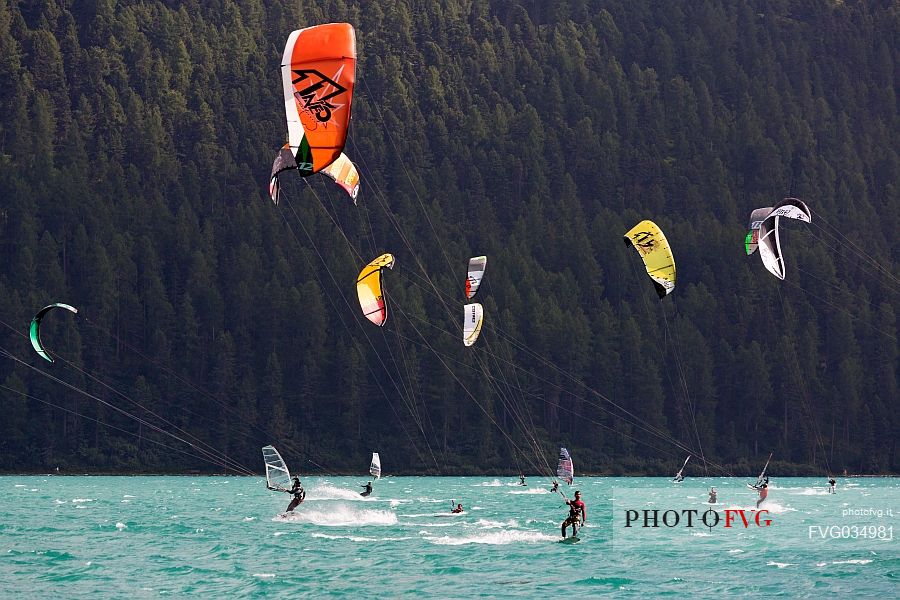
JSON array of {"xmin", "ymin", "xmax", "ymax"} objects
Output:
[{"xmin": 558, "ymin": 536, "xmax": 581, "ymax": 544}]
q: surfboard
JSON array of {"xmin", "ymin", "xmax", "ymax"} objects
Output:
[{"xmin": 558, "ymin": 536, "xmax": 581, "ymax": 544}]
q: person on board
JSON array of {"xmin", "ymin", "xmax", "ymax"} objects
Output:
[
  {"xmin": 519, "ymin": 474, "xmax": 526, "ymax": 486},
  {"xmin": 708, "ymin": 487, "xmax": 717, "ymax": 504},
  {"xmin": 828, "ymin": 478, "xmax": 836, "ymax": 494},
  {"xmin": 285, "ymin": 477, "xmax": 305, "ymax": 512},
  {"xmin": 673, "ymin": 471, "xmax": 685, "ymax": 483},
  {"xmin": 551, "ymin": 481, "xmax": 559, "ymax": 493},
  {"xmin": 752, "ymin": 482, "xmax": 768, "ymax": 508},
  {"xmin": 360, "ymin": 481, "xmax": 373, "ymax": 497},
  {"xmin": 451, "ymin": 503, "xmax": 464, "ymax": 514},
  {"xmin": 561, "ymin": 491, "xmax": 586, "ymax": 538}
]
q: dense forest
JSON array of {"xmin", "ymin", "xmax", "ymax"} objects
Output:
[{"xmin": 0, "ymin": 0, "xmax": 896, "ymax": 476}]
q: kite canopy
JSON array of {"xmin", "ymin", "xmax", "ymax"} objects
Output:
[
  {"xmin": 357, "ymin": 253, "xmax": 395, "ymax": 326},
  {"xmin": 557, "ymin": 447, "xmax": 574, "ymax": 485},
  {"xmin": 281, "ymin": 23, "xmax": 356, "ymax": 175},
  {"xmin": 29, "ymin": 303, "xmax": 78, "ymax": 363},
  {"xmin": 744, "ymin": 207, "xmax": 773, "ymax": 255},
  {"xmin": 756, "ymin": 198, "xmax": 812, "ymax": 280},
  {"xmin": 463, "ymin": 303, "xmax": 484, "ymax": 347},
  {"xmin": 320, "ymin": 153, "xmax": 360, "ymax": 202},
  {"xmin": 624, "ymin": 220, "xmax": 676, "ymax": 298},
  {"xmin": 465, "ymin": 256, "xmax": 487, "ymax": 299},
  {"xmin": 269, "ymin": 23, "xmax": 357, "ymax": 202}
]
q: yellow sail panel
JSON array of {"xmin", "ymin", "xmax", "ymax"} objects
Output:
[
  {"xmin": 463, "ymin": 303, "xmax": 484, "ymax": 347},
  {"xmin": 321, "ymin": 153, "xmax": 360, "ymax": 202},
  {"xmin": 357, "ymin": 253, "xmax": 395, "ymax": 326},
  {"xmin": 624, "ymin": 220, "xmax": 676, "ymax": 298}
]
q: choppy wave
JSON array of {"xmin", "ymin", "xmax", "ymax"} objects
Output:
[
  {"xmin": 307, "ymin": 484, "xmax": 375, "ymax": 501},
  {"xmin": 273, "ymin": 505, "xmax": 397, "ymax": 526},
  {"xmin": 424, "ymin": 530, "xmax": 558, "ymax": 545},
  {"xmin": 473, "ymin": 480, "xmax": 502, "ymax": 487},
  {"xmin": 312, "ymin": 533, "xmax": 415, "ymax": 543},
  {"xmin": 508, "ymin": 488, "xmax": 549, "ymax": 495},
  {"xmin": 476, "ymin": 518, "xmax": 519, "ymax": 529},
  {"xmin": 767, "ymin": 561, "xmax": 795, "ymax": 569}
]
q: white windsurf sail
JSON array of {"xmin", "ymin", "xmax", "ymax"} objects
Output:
[
  {"xmin": 369, "ymin": 452, "xmax": 381, "ymax": 479},
  {"xmin": 262, "ymin": 445, "xmax": 292, "ymax": 492},
  {"xmin": 755, "ymin": 452, "xmax": 773, "ymax": 486},
  {"xmin": 674, "ymin": 455, "xmax": 690, "ymax": 481}
]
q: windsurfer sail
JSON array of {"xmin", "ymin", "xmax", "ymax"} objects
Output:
[
  {"xmin": 556, "ymin": 447, "xmax": 574, "ymax": 486},
  {"xmin": 369, "ymin": 452, "xmax": 381, "ymax": 479},
  {"xmin": 754, "ymin": 452, "xmax": 773, "ymax": 488},
  {"xmin": 673, "ymin": 455, "xmax": 690, "ymax": 482},
  {"xmin": 262, "ymin": 445, "xmax": 292, "ymax": 492}
]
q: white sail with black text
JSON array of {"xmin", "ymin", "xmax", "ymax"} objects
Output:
[{"xmin": 369, "ymin": 452, "xmax": 381, "ymax": 479}]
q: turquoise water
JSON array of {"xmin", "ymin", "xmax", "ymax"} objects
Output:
[{"xmin": 1, "ymin": 476, "xmax": 896, "ymax": 597}]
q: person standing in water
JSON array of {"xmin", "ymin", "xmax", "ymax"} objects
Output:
[
  {"xmin": 708, "ymin": 487, "xmax": 717, "ymax": 504},
  {"xmin": 283, "ymin": 477, "xmax": 305, "ymax": 512},
  {"xmin": 360, "ymin": 481, "xmax": 373, "ymax": 497},
  {"xmin": 828, "ymin": 478, "xmax": 836, "ymax": 493},
  {"xmin": 551, "ymin": 481, "xmax": 559, "ymax": 493},
  {"xmin": 561, "ymin": 491, "xmax": 586, "ymax": 538},
  {"xmin": 519, "ymin": 474, "xmax": 526, "ymax": 486}
]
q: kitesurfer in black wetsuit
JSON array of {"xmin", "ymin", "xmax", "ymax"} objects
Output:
[
  {"xmin": 519, "ymin": 474, "xmax": 526, "ymax": 486},
  {"xmin": 451, "ymin": 503, "xmax": 464, "ymax": 514},
  {"xmin": 360, "ymin": 481, "xmax": 373, "ymax": 497},
  {"xmin": 551, "ymin": 481, "xmax": 559, "ymax": 493},
  {"xmin": 285, "ymin": 477, "xmax": 305, "ymax": 512}
]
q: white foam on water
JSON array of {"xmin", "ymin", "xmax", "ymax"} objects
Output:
[
  {"xmin": 476, "ymin": 519, "xmax": 519, "ymax": 529},
  {"xmin": 253, "ymin": 573, "xmax": 275, "ymax": 578},
  {"xmin": 691, "ymin": 532, "xmax": 712, "ymax": 537},
  {"xmin": 312, "ymin": 532, "xmax": 415, "ymax": 543},
  {"xmin": 832, "ymin": 559, "xmax": 872, "ymax": 565},
  {"xmin": 425, "ymin": 530, "xmax": 558, "ymax": 546},
  {"xmin": 55, "ymin": 499, "xmax": 67, "ymax": 504},
  {"xmin": 414, "ymin": 522, "xmax": 457, "ymax": 528},
  {"xmin": 273, "ymin": 532, "xmax": 289, "ymax": 537},
  {"xmin": 816, "ymin": 562, "xmax": 827, "ymax": 567},
  {"xmin": 243, "ymin": 517, "xmax": 255, "ymax": 521},
  {"xmin": 473, "ymin": 480, "xmax": 502, "ymax": 487},
  {"xmin": 308, "ymin": 484, "xmax": 376, "ymax": 501},
  {"xmin": 508, "ymin": 488, "xmax": 549, "ymax": 495},
  {"xmin": 766, "ymin": 561, "xmax": 795, "ymax": 569},
  {"xmin": 14, "ymin": 484, "xmax": 26, "ymax": 488},
  {"xmin": 72, "ymin": 498, "xmax": 94, "ymax": 503},
  {"xmin": 728, "ymin": 549, "xmax": 744, "ymax": 554},
  {"xmin": 790, "ymin": 488, "xmax": 829, "ymax": 496},
  {"xmin": 115, "ymin": 522, "xmax": 126, "ymax": 530},
  {"xmin": 123, "ymin": 495, "xmax": 135, "ymax": 498},
  {"xmin": 274, "ymin": 505, "xmax": 397, "ymax": 527}
]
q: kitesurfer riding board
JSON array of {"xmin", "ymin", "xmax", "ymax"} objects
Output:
[
  {"xmin": 561, "ymin": 490, "xmax": 586, "ymax": 539},
  {"xmin": 360, "ymin": 481, "xmax": 373, "ymax": 497}
]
